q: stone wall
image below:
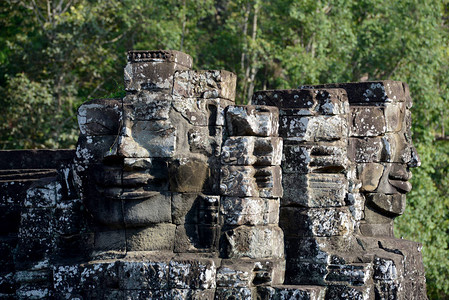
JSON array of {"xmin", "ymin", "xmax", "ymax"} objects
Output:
[{"xmin": 0, "ymin": 50, "xmax": 426, "ymax": 299}]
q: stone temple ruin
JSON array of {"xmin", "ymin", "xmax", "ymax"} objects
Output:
[{"xmin": 0, "ymin": 50, "xmax": 427, "ymax": 299}]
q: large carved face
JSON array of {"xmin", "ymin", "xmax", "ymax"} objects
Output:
[
  {"xmin": 73, "ymin": 65, "xmax": 234, "ymax": 230},
  {"xmin": 74, "ymin": 93, "xmax": 218, "ymax": 228},
  {"xmin": 346, "ymin": 82, "xmax": 420, "ymax": 236}
]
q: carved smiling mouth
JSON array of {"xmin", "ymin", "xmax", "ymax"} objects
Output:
[
  {"xmin": 388, "ymin": 168, "xmax": 412, "ymax": 193},
  {"xmin": 95, "ymin": 168, "xmax": 162, "ymax": 200}
]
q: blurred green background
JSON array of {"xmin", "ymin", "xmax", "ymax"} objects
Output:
[{"xmin": 0, "ymin": 0, "xmax": 448, "ymax": 298}]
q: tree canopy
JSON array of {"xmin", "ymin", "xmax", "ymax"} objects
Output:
[{"xmin": 1, "ymin": 0, "xmax": 448, "ymax": 297}]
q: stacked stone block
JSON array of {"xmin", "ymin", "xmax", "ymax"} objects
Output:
[
  {"xmin": 74, "ymin": 50, "xmax": 237, "ymax": 258},
  {"xmin": 216, "ymin": 105, "xmax": 285, "ymax": 298},
  {"xmin": 307, "ymin": 81, "xmax": 427, "ymax": 299},
  {"xmin": 0, "ymin": 50, "xmax": 428, "ymax": 299},
  {"xmin": 254, "ymin": 89, "xmax": 360, "ymax": 288},
  {"xmin": 254, "ymin": 82, "xmax": 427, "ymax": 299}
]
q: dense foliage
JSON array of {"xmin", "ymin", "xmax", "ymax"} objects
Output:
[{"xmin": 1, "ymin": 0, "xmax": 448, "ymax": 297}]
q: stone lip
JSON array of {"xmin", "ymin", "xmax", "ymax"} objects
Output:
[{"xmin": 127, "ymin": 50, "xmax": 193, "ymax": 68}]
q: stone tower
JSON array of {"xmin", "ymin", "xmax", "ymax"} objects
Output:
[{"xmin": 0, "ymin": 50, "xmax": 426, "ymax": 299}]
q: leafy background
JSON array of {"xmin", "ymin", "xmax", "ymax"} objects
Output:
[{"xmin": 1, "ymin": 0, "xmax": 448, "ymax": 298}]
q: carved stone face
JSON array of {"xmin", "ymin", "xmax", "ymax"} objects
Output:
[
  {"xmin": 349, "ymin": 102, "xmax": 420, "ymax": 203},
  {"xmin": 345, "ymin": 83, "xmax": 420, "ymax": 236},
  {"xmin": 75, "ymin": 92, "xmax": 228, "ymax": 228}
]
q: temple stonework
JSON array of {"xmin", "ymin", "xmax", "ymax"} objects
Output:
[{"xmin": 0, "ymin": 50, "xmax": 427, "ymax": 299}]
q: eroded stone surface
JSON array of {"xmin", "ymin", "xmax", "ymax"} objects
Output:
[{"xmin": 0, "ymin": 52, "xmax": 427, "ymax": 299}]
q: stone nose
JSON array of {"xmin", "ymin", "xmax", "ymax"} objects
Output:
[
  {"xmin": 106, "ymin": 124, "xmax": 149, "ymax": 159},
  {"xmin": 408, "ymin": 145, "xmax": 421, "ymax": 168}
]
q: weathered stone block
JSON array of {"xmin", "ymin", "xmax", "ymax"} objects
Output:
[
  {"xmin": 172, "ymin": 97, "xmax": 233, "ymax": 126},
  {"xmin": 74, "ymin": 135, "xmax": 116, "ymax": 165},
  {"xmin": 52, "ymin": 265, "xmax": 81, "ymax": 299},
  {"xmin": 325, "ymin": 263, "xmax": 371, "ymax": 285},
  {"xmin": 253, "ymin": 88, "xmax": 349, "ymax": 115},
  {"xmin": 282, "ymin": 144, "xmax": 347, "ymax": 174},
  {"xmin": 314, "ymin": 88, "xmax": 349, "ymax": 115},
  {"xmin": 373, "ymin": 257, "xmax": 397, "ymax": 281},
  {"xmin": 252, "ymin": 89, "xmax": 316, "ymax": 108},
  {"xmin": 284, "ymin": 260, "xmax": 328, "ymax": 285},
  {"xmin": 80, "ymin": 261, "xmax": 119, "ymax": 290},
  {"xmin": 187, "ymin": 126, "xmax": 223, "ymax": 157},
  {"xmin": 280, "ymin": 115, "xmax": 346, "ymax": 142},
  {"xmin": 215, "ymin": 287, "xmax": 255, "ymax": 300},
  {"xmin": 15, "ymin": 218, "xmax": 54, "ymax": 270},
  {"xmin": 169, "ymin": 289, "xmax": 215, "ymax": 300},
  {"xmin": 251, "ymin": 260, "xmax": 286, "ymax": 286},
  {"xmin": 54, "ymin": 199, "xmax": 84, "ymax": 235},
  {"xmin": 216, "ymin": 262, "xmax": 253, "ymax": 288},
  {"xmin": 123, "ymin": 289, "xmax": 168, "ymax": 299},
  {"xmin": 308, "ymin": 81, "xmax": 407, "ymax": 104},
  {"xmin": 124, "ymin": 50, "xmax": 192, "ymax": 92},
  {"xmin": 169, "ymin": 258, "xmax": 217, "ymax": 289},
  {"xmin": 171, "ymin": 193, "xmax": 196, "ymax": 224},
  {"xmin": 280, "ymin": 207, "xmax": 354, "ymax": 237},
  {"xmin": 16, "ymin": 283, "xmax": 53, "ymax": 300},
  {"xmin": 220, "ymin": 225, "xmax": 284, "ymax": 259},
  {"xmin": 123, "ymin": 92, "xmax": 171, "ymax": 121},
  {"xmin": 123, "ymin": 193, "xmax": 171, "ymax": 226},
  {"xmin": 282, "ymin": 173, "xmax": 347, "ymax": 208},
  {"xmin": 220, "ymin": 197, "xmax": 279, "ymax": 226},
  {"xmin": 174, "ymin": 224, "xmax": 219, "ymax": 252},
  {"xmin": 125, "ymin": 224, "xmax": 176, "ymax": 251},
  {"xmin": 366, "ymin": 193, "xmax": 405, "ymax": 216},
  {"xmin": 77, "ymin": 98, "xmax": 121, "ymax": 136},
  {"xmin": 325, "ymin": 285, "xmax": 373, "ymax": 300},
  {"xmin": 401, "ymin": 277, "xmax": 427, "ymax": 300},
  {"xmin": 220, "ymin": 166, "xmax": 282, "ymax": 198},
  {"xmin": 382, "ymin": 133, "xmax": 413, "ymax": 163},
  {"xmin": 119, "ymin": 260, "xmax": 169, "ymax": 290},
  {"xmin": 55, "ymin": 233, "xmax": 93, "ymax": 261},
  {"xmin": 221, "ymin": 137, "xmax": 283, "ymax": 166},
  {"xmin": 364, "ymin": 205, "xmax": 394, "ymax": 225},
  {"xmin": 217, "ymin": 259, "xmax": 285, "ymax": 288},
  {"xmin": 226, "ymin": 105, "xmax": 279, "ymax": 137},
  {"xmin": 171, "ymin": 193, "xmax": 219, "ymax": 225},
  {"xmin": 350, "ymin": 106, "xmax": 386, "ymax": 136},
  {"xmin": 255, "ymin": 166, "xmax": 283, "ymax": 198},
  {"xmin": 24, "ymin": 179, "xmax": 59, "ymax": 208},
  {"xmin": 169, "ymin": 157, "xmax": 209, "ymax": 193},
  {"xmin": 284, "ymin": 237, "xmax": 329, "ymax": 264},
  {"xmin": 348, "ymin": 137, "xmax": 383, "ymax": 163},
  {"xmin": 258, "ymin": 285, "xmax": 325, "ymax": 300},
  {"xmin": 94, "ymin": 229, "xmax": 126, "ymax": 254},
  {"xmin": 173, "ymin": 70, "xmax": 237, "ymax": 100},
  {"xmin": 220, "ymin": 166, "xmax": 258, "ymax": 197},
  {"xmin": 374, "ymin": 280, "xmax": 399, "ymax": 300},
  {"xmin": 359, "ymin": 222, "xmax": 394, "ymax": 237},
  {"xmin": 376, "ymin": 238, "xmax": 426, "ymax": 277}
]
